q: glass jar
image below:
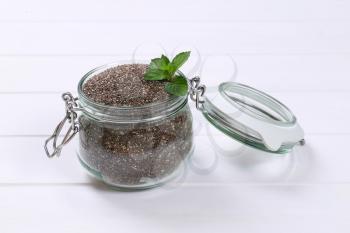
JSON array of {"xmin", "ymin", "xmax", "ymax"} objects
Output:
[
  {"xmin": 45, "ymin": 62, "xmax": 305, "ymax": 190},
  {"xmin": 77, "ymin": 65, "xmax": 193, "ymax": 189}
]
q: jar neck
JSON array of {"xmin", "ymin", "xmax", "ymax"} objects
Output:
[
  {"xmin": 78, "ymin": 92, "xmax": 188, "ymax": 123},
  {"xmin": 77, "ymin": 62, "xmax": 188, "ymax": 123}
]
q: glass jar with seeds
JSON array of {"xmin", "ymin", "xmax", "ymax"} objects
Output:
[{"xmin": 45, "ymin": 52, "xmax": 306, "ymax": 190}]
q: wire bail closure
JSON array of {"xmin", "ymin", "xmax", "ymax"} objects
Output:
[
  {"xmin": 189, "ymin": 76, "xmax": 206, "ymax": 110},
  {"xmin": 44, "ymin": 92, "xmax": 80, "ymax": 158}
]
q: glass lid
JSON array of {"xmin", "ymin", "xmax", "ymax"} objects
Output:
[{"xmin": 200, "ymin": 82, "xmax": 305, "ymax": 154}]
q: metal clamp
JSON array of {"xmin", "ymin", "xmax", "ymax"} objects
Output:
[
  {"xmin": 44, "ymin": 92, "xmax": 80, "ymax": 158},
  {"xmin": 189, "ymin": 76, "xmax": 206, "ymax": 110}
]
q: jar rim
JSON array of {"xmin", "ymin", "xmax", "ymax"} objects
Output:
[
  {"xmin": 219, "ymin": 82, "xmax": 297, "ymax": 126},
  {"xmin": 77, "ymin": 62, "xmax": 188, "ymax": 123},
  {"xmin": 78, "ymin": 62, "xmax": 186, "ymax": 110}
]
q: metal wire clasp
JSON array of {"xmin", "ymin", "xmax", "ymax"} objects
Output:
[
  {"xmin": 189, "ymin": 76, "xmax": 206, "ymax": 110},
  {"xmin": 44, "ymin": 92, "xmax": 80, "ymax": 158}
]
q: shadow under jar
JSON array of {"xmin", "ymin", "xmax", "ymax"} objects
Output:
[{"xmin": 76, "ymin": 64, "xmax": 193, "ymax": 190}]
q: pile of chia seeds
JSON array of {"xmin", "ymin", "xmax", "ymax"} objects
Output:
[
  {"xmin": 83, "ymin": 64, "xmax": 170, "ymax": 107},
  {"xmin": 79, "ymin": 64, "xmax": 193, "ymax": 188}
]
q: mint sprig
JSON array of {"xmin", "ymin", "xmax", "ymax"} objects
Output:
[{"xmin": 144, "ymin": 51, "xmax": 190, "ymax": 96}]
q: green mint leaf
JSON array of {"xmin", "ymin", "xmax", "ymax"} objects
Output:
[
  {"xmin": 144, "ymin": 51, "xmax": 191, "ymax": 96},
  {"xmin": 164, "ymin": 75, "xmax": 188, "ymax": 96},
  {"xmin": 144, "ymin": 69, "xmax": 169, "ymax": 80},
  {"xmin": 149, "ymin": 55, "xmax": 170, "ymax": 70},
  {"xmin": 161, "ymin": 55, "xmax": 170, "ymax": 64},
  {"xmin": 149, "ymin": 58, "xmax": 162, "ymax": 70},
  {"xmin": 171, "ymin": 51, "xmax": 191, "ymax": 70},
  {"xmin": 167, "ymin": 63, "xmax": 177, "ymax": 76},
  {"xmin": 172, "ymin": 74, "xmax": 188, "ymax": 84}
]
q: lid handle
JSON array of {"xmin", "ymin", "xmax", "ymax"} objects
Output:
[{"xmin": 44, "ymin": 93, "xmax": 80, "ymax": 158}]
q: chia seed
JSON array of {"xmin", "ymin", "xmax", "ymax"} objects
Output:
[{"xmin": 79, "ymin": 64, "xmax": 193, "ymax": 188}]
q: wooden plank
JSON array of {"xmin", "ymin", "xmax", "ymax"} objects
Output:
[
  {"xmin": 0, "ymin": 21, "xmax": 349, "ymax": 55},
  {"xmin": 1, "ymin": 134, "xmax": 349, "ymax": 184},
  {"xmin": 0, "ymin": 0, "xmax": 349, "ymax": 21},
  {"xmin": 0, "ymin": 184, "xmax": 349, "ymax": 233},
  {"xmin": 0, "ymin": 92, "xmax": 346, "ymax": 135},
  {"xmin": 0, "ymin": 54, "xmax": 348, "ymax": 92}
]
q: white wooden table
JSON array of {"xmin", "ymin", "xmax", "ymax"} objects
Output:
[{"xmin": 1, "ymin": 0, "xmax": 350, "ymax": 232}]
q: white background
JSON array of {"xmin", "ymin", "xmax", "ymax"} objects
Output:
[{"xmin": 0, "ymin": 0, "xmax": 350, "ymax": 232}]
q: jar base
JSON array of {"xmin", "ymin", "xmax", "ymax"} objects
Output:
[{"xmin": 76, "ymin": 146, "xmax": 194, "ymax": 191}]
